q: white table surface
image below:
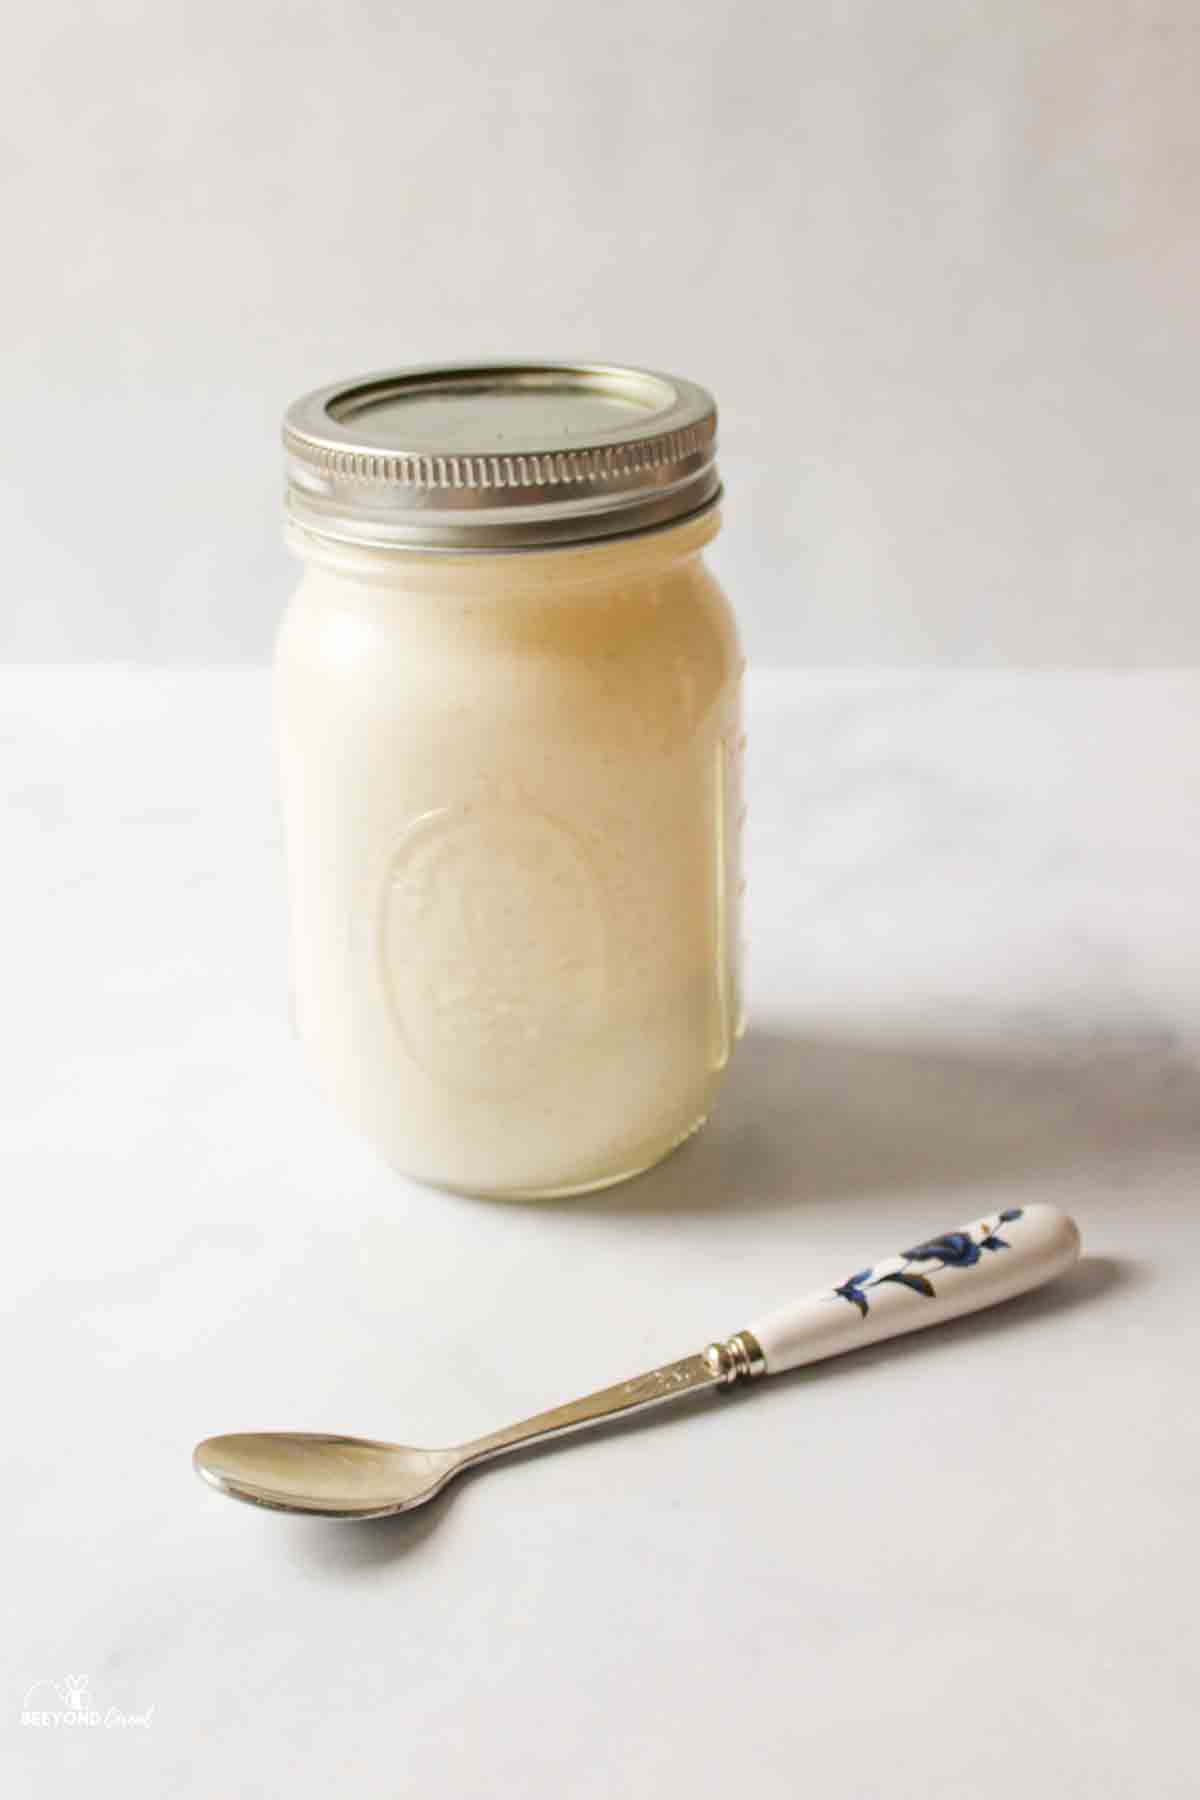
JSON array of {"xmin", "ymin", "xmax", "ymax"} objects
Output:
[{"xmin": 3, "ymin": 668, "xmax": 1197, "ymax": 1799}]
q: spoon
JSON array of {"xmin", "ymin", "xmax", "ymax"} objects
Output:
[{"xmin": 194, "ymin": 1202, "xmax": 1079, "ymax": 1519}]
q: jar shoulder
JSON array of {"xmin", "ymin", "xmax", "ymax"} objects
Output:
[{"xmin": 276, "ymin": 554, "xmax": 741, "ymax": 715}]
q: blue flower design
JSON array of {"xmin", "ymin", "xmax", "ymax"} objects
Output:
[
  {"xmin": 833, "ymin": 1270, "xmax": 872, "ymax": 1318},
  {"xmin": 980, "ymin": 1209, "xmax": 1023, "ymax": 1251},
  {"xmin": 831, "ymin": 1209, "xmax": 1024, "ymax": 1317},
  {"xmin": 902, "ymin": 1231, "xmax": 980, "ymax": 1267}
]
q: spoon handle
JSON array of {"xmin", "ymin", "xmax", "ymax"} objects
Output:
[
  {"xmin": 466, "ymin": 1206, "xmax": 1079, "ymax": 1467},
  {"xmin": 711, "ymin": 1202, "xmax": 1080, "ymax": 1383}
]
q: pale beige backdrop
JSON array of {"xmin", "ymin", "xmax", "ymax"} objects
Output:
[{"xmin": 3, "ymin": 1, "xmax": 1196, "ymax": 664}]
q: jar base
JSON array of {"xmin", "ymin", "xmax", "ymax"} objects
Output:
[{"xmin": 410, "ymin": 1109, "xmax": 710, "ymax": 1203}]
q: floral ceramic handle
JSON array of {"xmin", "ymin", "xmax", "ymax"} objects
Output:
[{"xmin": 739, "ymin": 1204, "xmax": 1081, "ymax": 1376}]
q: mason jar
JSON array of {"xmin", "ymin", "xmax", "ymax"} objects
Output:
[{"xmin": 276, "ymin": 362, "xmax": 743, "ymax": 1198}]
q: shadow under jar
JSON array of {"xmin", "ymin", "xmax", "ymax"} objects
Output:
[{"xmin": 277, "ymin": 362, "xmax": 744, "ymax": 1198}]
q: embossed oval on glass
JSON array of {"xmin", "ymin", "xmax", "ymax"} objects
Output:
[
  {"xmin": 380, "ymin": 805, "xmax": 607, "ymax": 1100},
  {"xmin": 276, "ymin": 361, "xmax": 743, "ymax": 1197}
]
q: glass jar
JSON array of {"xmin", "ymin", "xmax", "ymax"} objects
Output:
[{"xmin": 276, "ymin": 363, "xmax": 743, "ymax": 1197}]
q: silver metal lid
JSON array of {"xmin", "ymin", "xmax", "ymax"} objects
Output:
[{"xmin": 283, "ymin": 361, "xmax": 720, "ymax": 551}]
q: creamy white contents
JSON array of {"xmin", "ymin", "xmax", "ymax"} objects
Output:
[{"xmin": 275, "ymin": 511, "xmax": 742, "ymax": 1197}]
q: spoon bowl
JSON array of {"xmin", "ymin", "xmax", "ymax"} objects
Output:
[{"xmin": 193, "ymin": 1433, "xmax": 461, "ymax": 1519}]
